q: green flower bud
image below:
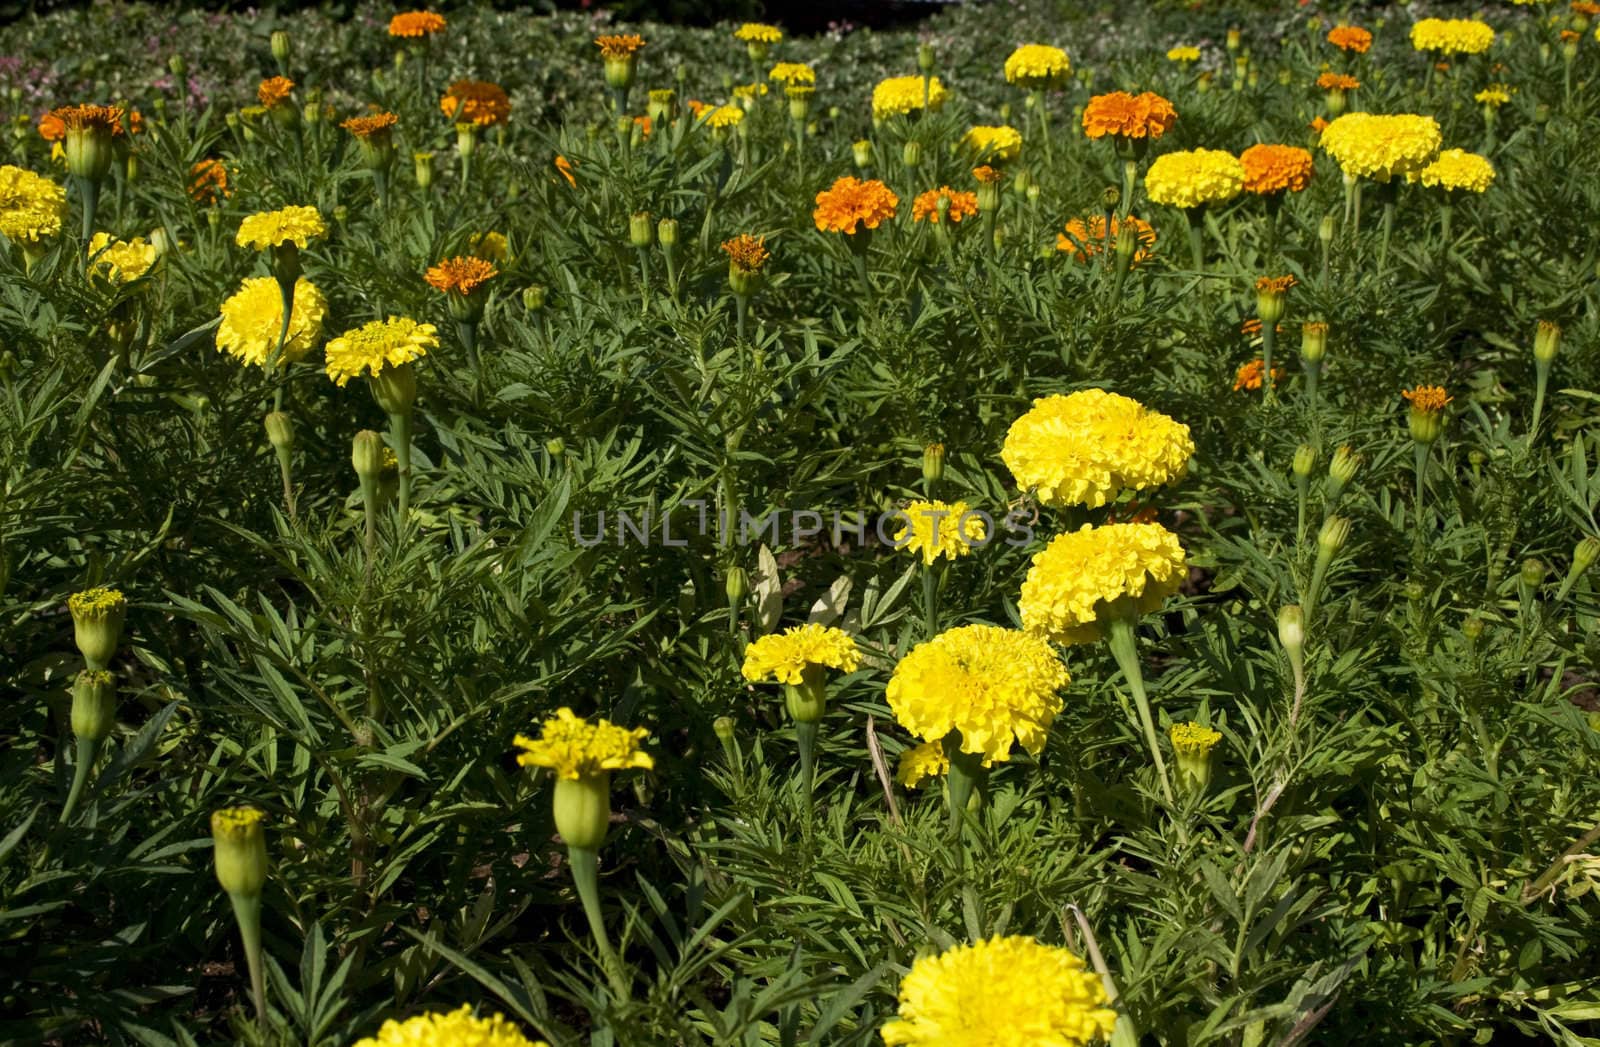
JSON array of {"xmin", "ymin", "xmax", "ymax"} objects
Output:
[
  {"xmin": 922, "ymin": 442, "xmax": 946, "ymax": 485},
  {"xmin": 1170, "ymin": 722, "xmax": 1222, "ymax": 793},
  {"xmin": 169, "ymin": 54, "xmax": 187, "ymax": 77},
  {"xmin": 270, "ymin": 30, "xmax": 291, "ymax": 69},
  {"xmin": 544, "ymin": 436, "xmax": 566, "ymax": 457},
  {"xmin": 1535, "ymin": 320, "xmax": 1561, "ymax": 364},
  {"xmin": 1520, "ymin": 558, "xmax": 1546, "ymax": 589},
  {"xmin": 783, "ymin": 663, "xmax": 828, "ymax": 724},
  {"xmin": 211, "ymin": 807, "xmax": 268, "ymax": 898},
  {"xmin": 1318, "ymin": 514, "xmax": 1352, "ymax": 556},
  {"xmin": 628, "ymin": 211, "xmax": 653, "ymax": 248},
  {"xmin": 1101, "ymin": 184, "xmax": 1121, "ymax": 211},
  {"xmin": 1293, "ymin": 444, "xmax": 1318, "ymax": 477},
  {"xmin": 553, "ymin": 774, "xmax": 611, "ymax": 850},
  {"xmin": 902, "ymin": 139, "xmax": 922, "ymax": 169},
  {"xmin": 918, "ymin": 43, "xmax": 936, "ymax": 72},
  {"xmin": 413, "ymin": 151, "xmax": 434, "ymax": 190},
  {"xmin": 1319, "ymin": 214, "xmax": 1336, "ymax": 245},
  {"xmin": 263, "ymin": 410, "xmax": 293, "ymax": 452},
  {"xmin": 1301, "ymin": 321, "xmax": 1328, "ymax": 363},
  {"xmin": 70, "ymin": 669, "xmax": 117, "ymax": 743},
  {"xmin": 523, "ymin": 284, "xmax": 547, "ymax": 311},
  {"xmin": 724, "ymin": 565, "xmax": 750, "ymax": 606},
  {"xmin": 351, "ymin": 430, "xmax": 386, "ymax": 480},
  {"xmin": 657, "ymin": 217, "xmax": 679, "ymax": 248},
  {"xmin": 1277, "ymin": 605, "xmax": 1304, "ymax": 659},
  {"xmin": 1462, "ymin": 613, "xmax": 1485, "ymax": 641},
  {"xmin": 852, "ymin": 139, "xmax": 873, "ymax": 168},
  {"xmin": 369, "ymin": 362, "xmax": 416, "ymax": 416},
  {"xmin": 68, "ymin": 587, "xmax": 126, "ymax": 670}
]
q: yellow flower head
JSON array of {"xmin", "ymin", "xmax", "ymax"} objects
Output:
[
  {"xmin": 1167, "ymin": 45, "xmax": 1201, "ymax": 63},
  {"xmin": 0, "ymin": 164, "xmax": 69, "ymax": 244},
  {"xmin": 912, "ymin": 187, "xmax": 979, "ymax": 224},
  {"xmin": 467, "ymin": 231, "xmax": 510, "ymax": 262},
  {"xmin": 1143, "ymin": 148, "xmax": 1245, "ymax": 209},
  {"xmin": 1057, "ymin": 214, "xmax": 1157, "ymax": 265},
  {"xmin": 701, "ymin": 104, "xmax": 745, "ymax": 129},
  {"xmin": 210, "ymin": 805, "xmax": 265, "ymax": 841},
  {"xmin": 68, "ymin": 586, "xmax": 126, "ymax": 620},
  {"xmin": 388, "ymin": 11, "xmax": 446, "ymax": 38},
  {"xmin": 769, "ymin": 62, "xmax": 815, "ymax": 86},
  {"xmin": 813, "ymin": 176, "xmax": 898, "ymax": 234},
  {"xmin": 1411, "ymin": 18, "xmax": 1495, "ymax": 55},
  {"xmin": 1001, "ymin": 389, "xmax": 1194, "ymax": 509},
  {"xmin": 236, "ymin": 205, "xmax": 326, "ymax": 250},
  {"xmin": 512, "ymin": 707, "xmax": 653, "ymax": 781},
  {"xmin": 872, "ymin": 75, "xmax": 947, "ymax": 119},
  {"xmin": 595, "ymin": 34, "xmax": 646, "ymax": 60},
  {"xmin": 892, "ymin": 500, "xmax": 987, "ymax": 564},
  {"xmin": 886, "ymin": 624, "xmax": 1069, "ymax": 764},
  {"xmin": 425, "ymin": 255, "xmax": 498, "ymax": 295},
  {"xmin": 1415, "ymin": 148, "xmax": 1495, "ymax": 192},
  {"xmin": 441, "ymin": 80, "xmax": 511, "ymax": 126},
  {"xmin": 189, "ymin": 159, "xmax": 230, "ymax": 204},
  {"xmin": 1475, "ymin": 84, "xmax": 1512, "ymax": 107},
  {"xmin": 1318, "ymin": 112, "xmax": 1441, "ymax": 181},
  {"xmin": 734, "ymin": 22, "xmax": 783, "ymax": 43},
  {"xmin": 721, "ymin": 233, "xmax": 771, "ymax": 274},
  {"xmin": 1019, "ymin": 521, "xmax": 1187, "ymax": 645},
  {"xmin": 324, "ymin": 316, "xmax": 437, "ymax": 386},
  {"xmin": 216, "ymin": 277, "xmax": 327, "ymax": 367},
  {"xmin": 741, "ymin": 623, "xmax": 861, "ymax": 685},
  {"xmin": 961, "ymin": 125, "xmax": 1023, "ymax": 163},
  {"xmin": 896, "ymin": 740, "xmax": 949, "ymax": 789},
  {"xmin": 353, "ymin": 1005, "xmax": 549, "ymax": 1047},
  {"xmin": 1082, "ymin": 91, "xmax": 1178, "ymax": 141},
  {"xmin": 1004, "ymin": 44, "xmax": 1071, "ymax": 87},
  {"xmin": 1170, "ymin": 721, "xmax": 1222, "ymax": 755},
  {"xmin": 1403, "ymin": 385, "xmax": 1452, "ymax": 413},
  {"xmin": 87, "ymin": 232, "xmax": 156, "ymax": 284},
  {"xmin": 881, "ymin": 935, "xmax": 1116, "ymax": 1046}
]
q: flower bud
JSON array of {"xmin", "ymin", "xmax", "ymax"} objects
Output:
[
  {"xmin": 1319, "ymin": 214, "xmax": 1336, "ymax": 245},
  {"xmin": 902, "ymin": 140, "xmax": 922, "ymax": 169},
  {"xmin": 413, "ymin": 151, "xmax": 434, "ymax": 190},
  {"xmin": 1301, "ymin": 321, "xmax": 1328, "ymax": 363},
  {"xmin": 455, "ymin": 122, "xmax": 477, "ymax": 158},
  {"xmin": 724, "ymin": 564, "xmax": 750, "ymax": 605},
  {"xmin": 68, "ymin": 587, "xmax": 126, "ymax": 670},
  {"xmin": 713, "ymin": 715, "xmax": 739, "ymax": 763},
  {"xmin": 1520, "ymin": 558, "xmax": 1546, "ymax": 590},
  {"xmin": 1576, "ymin": 536, "xmax": 1600, "ymax": 575},
  {"xmin": 1534, "ymin": 320, "xmax": 1561, "ymax": 364},
  {"xmin": 270, "ymin": 30, "xmax": 291, "ymax": 70},
  {"xmin": 1277, "ymin": 605, "xmax": 1304, "ymax": 659},
  {"xmin": 918, "ymin": 43, "xmax": 936, "ymax": 72},
  {"xmin": 70, "ymin": 669, "xmax": 117, "ymax": 743},
  {"xmin": 351, "ymin": 430, "xmax": 385, "ymax": 480},
  {"xmin": 369, "ymin": 363, "xmax": 416, "ymax": 416},
  {"xmin": 604, "ymin": 54, "xmax": 638, "ymax": 92},
  {"xmin": 647, "ymin": 88, "xmax": 676, "ymax": 125},
  {"xmin": 628, "ymin": 211, "xmax": 653, "ymax": 248},
  {"xmin": 263, "ymin": 410, "xmax": 293, "ymax": 452},
  {"xmin": 922, "ymin": 442, "xmax": 946, "ymax": 485},
  {"xmin": 1227, "ymin": 28, "xmax": 1242, "ymax": 51},
  {"xmin": 553, "ymin": 774, "xmax": 611, "ymax": 849},
  {"xmin": 852, "ymin": 138, "xmax": 873, "ymax": 168},
  {"xmin": 211, "ymin": 807, "xmax": 268, "ymax": 897},
  {"xmin": 657, "ymin": 217, "xmax": 679, "ymax": 251},
  {"xmin": 1462, "ymin": 613, "xmax": 1485, "ymax": 641},
  {"xmin": 783, "ymin": 664, "xmax": 828, "ymax": 724},
  {"xmin": 1293, "ymin": 443, "xmax": 1318, "ymax": 477},
  {"xmin": 1170, "ymin": 722, "xmax": 1222, "ymax": 793},
  {"xmin": 1115, "ymin": 222, "xmax": 1137, "ymax": 268},
  {"xmin": 63, "ymin": 119, "xmax": 116, "ymax": 186},
  {"xmin": 1328, "ymin": 446, "xmax": 1360, "ymax": 493},
  {"xmin": 523, "ymin": 284, "xmax": 547, "ymax": 311},
  {"xmin": 169, "ymin": 54, "xmax": 187, "ymax": 77},
  {"xmin": 1318, "ymin": 514, "xmax": 1352, "ymax": 556},
  {"xmin": 545, "ymin": 436, "xmax": 565, "ymax": 457},
  {"xmin": 1100, "ymin": 184, "xmax": 1120, "ymax": 212}
]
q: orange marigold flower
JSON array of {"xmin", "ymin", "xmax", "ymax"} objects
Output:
[
  {"xmin": 912, "ymin": 186, "xmax": 979, "ymax": 224},
  {"xmin": 1082, "ymin": 91, "xmax": 1178, "ymax": 141},
  {"xmin": 1327, "ymin": 25, "xmax": 1373, "ymax": 53},
  {"xmin": 1234, "ymin": 358, "xmax": 1285, "ymax": 391},
  {"xmin": 1316, "ymin": 72, "xmax": 1360, "ymax": 91},
  {"xmin": 389, "ymin": 10, "xmax": 446, "ymax": 37},
  {"xmin": 189, "ymin": 158, "xmax": 230, "ymax": 204},
  {"xmin": 721, "ymin": 234, "xmax": 771, "ymax": 273},
  {"xmin": 813, "ymin": 176, "xmax": 898, "ymax": 235},
  {"xmin": 1240, "ymin": 318, "xmax": 1286, "ymax": 338},
  {"xmin": 1560, "ymin": 29, "xmax": 1580, "ymax": 42},
  {"xmin": 596, "ymin": 34, "xmax": 646, "ymax": 59},
  {"xmin": 258, "ymin": 76, "xmax": 295, "ymax": 109},
  {"xmin": 442, "ymin": 81, "xmax": 510, "ymax": 127},
  {"xmin": 633, "ymin": 114, "xmax": 652, "ymax": 138},
  {"xmin": 686, "ymin": 99, "xmax": 711, "ymax": 118},
  {"xmin": 425, "ymin": 255, "xmax": 498, "ymax": 295},
  {"xmin": 554, "ymin": 154, "xmax": 576, "ymax": 187},
  {"xmin": 1056, "ymin": 214, "xmax": 1157, "ymax": 264},
  {"xmin": 37, "ymin": 112, "xmax": 65, "ymax": 141},
  {"xmin": 341, "ymin": 112, "xmax": 398, "ymax": 139},
  {"xmin": 51, "ymin": 104, "xmax": 126, "ymax": 135},
  {"xmin": 1403, "ymin": 385, "xmax": 1451, "ymax": 412},
  {"xmin": 1573, "ymin": 2, "xmax": 1600, "ymax": 16},
  {"xmin": 1240, "ymin": 144, "xmax": 1314, "ymax": 194},
  {"xmin": 972, "ymin": 165, "xmax": 1004, "ymax": 185},
  {"xmin": 1309, "ymin": 116, "xmax": 1330, "ymax": 134}
]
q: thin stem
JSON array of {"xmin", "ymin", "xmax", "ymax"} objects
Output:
[
  {"xmin": 1105, "ymin": 615, "xmax": 1175, "ymax": 807},
  {"xmin": 389, "ymin": 411, "xmax": 414, "ymax": 535},
  {"xmin": 734, "ymin": 293, "xmax": 748, "ymax": 344},
  {"xmin": 943, "ymin": 738, "xmax": 985, "ymax": 842},
  {"xmin": 920, "ymin": 562, "xmax": 939, "ymax": 639},
  {"xmin": 568, "ymin": 846, "xmax": 629, "ymax": 997},
  {"xmin": 1184, "ymin": 207, "xmax": 1205, "ymax": 273},
  {"xmin": 1530, "ymin": 360, "xmax": 1551, "ymax": 441},
  {"xmin": 1260, "ymin": 321, "xmax": 1277, "ymax": 402},
  {"xmin": 794, "ymin": 719, "xmax": 818, "ymax": 796},
  {"xmin": 1413, "ymin": 441, "xmax": 1429, "ymax": 534},
  {"xmin": 227, "ymin": 891, "xmax": 268, "ymax": 1029},
  {"xmin": 59, "ymin": 736, "xmax": 100, "ymax": 825},
  {"xmin": 77, "ymin": 176, "xmax": 100, "ymax": 244},
  {"xmin": 1121, "ymin": 159, "xmax": 1137, "ymax": 219}
]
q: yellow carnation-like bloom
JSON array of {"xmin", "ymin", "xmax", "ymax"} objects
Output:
[
  {"xmin": 68, "ymin": 586, "xmax": 125, "ymax": 620},
  {"xmin": 892, "ymin": 500, "xmax": 987, "ymax": 564},
  {"xmin": 1167, "ymin": 45, "xmax": 1201, "ymax": 63},
  {"xmin": 216, "ymin": 277, "xmax": 327, "ymax": 367},
  {"xmin": 353, "ymin": 1005, "xmax": 547, "ymax": 1047},
  {"xmin": 324, "ymin": 316, "xmax": 437, "ymax": 386},
  {"xmin": 734, "ymin": 22, "xmax": 782, "ymax": 43},
  {"xmin": 961, "ymin": 125, "xmax": 1023, "ymax": 163},
  {"xmin": 881, "ymin": 935, "xmax": 1116, "ymax": 1046},
  {"xmin": 1411, "ymin": 18, "xmax": 1495, "ymax": 55},
  {"xmin": 1415, "ymin": 148, "xmax": 1495, "ymax": 192},
  {"xmin": 896, "ymin": 740, "xmax": 950, "ymax": 789},
  {"xmin": 701, "ymin": 104, "xmax": 745, "ymax": 129},
  {"xmin": 0, "ymin": 164, "xmax": 68, "ymax": 245},
  {"xmin": 1001, "ymin": 390, "xmax": 1193, "ymax": 509},
  {"xmin": 872, "ymin": 75, "xmax": 947, "ymax": 119},
  {"xmin": 1144, "ymin": 148, "xmax": 1244, "ymax": 210},
  {"xmin": 1170, "ymin": 721, "xmax": 1221, "ymax": 756},
  {"xmin": 741, "ymin": 623, "xmax": 861, "ymax": 686},
  {"xmin": 1003, "ymin": 44, "xmax": 1070, "ymax": 87},
  {"xmin": 468, "ymin": 231, "xmax": 510, "ymax": 262},
  {"xmin": 511, "ymin": 707, "xmax": 653, "ymax": 781},
  {"xmin": 87, "ymin": 232, "xmax": 156, "ymax": 283},
  {"xmin": 1475, "ymin": 85, "xmax": 1512, "ymax": 107},
  {"xmin": 769, "ymin": 62, "xmax": 815, "ymax": 86},
  {"xmin": 885, "ymin": 624, "xmax": 1069, "ymax": 764},
  {"xmin": 1318, "ymin": 112, "xmax": 1441, "ymax": 182},
  {"xmin": 236, "ymin": 205, "xmax": 326, "ymax": 250},
  {"xmin": 595, "ymin": 34, "xmax": 646, "ymax": 60},
  {"xmin": 1019, "ymin": 522, "xmax": 1187, "ymax": 646}
]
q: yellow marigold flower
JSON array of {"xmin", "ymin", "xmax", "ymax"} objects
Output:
[
  {"xmin": 1411, "ymin": 18, "xmax": 1495, "ymax": 55},
  {"xmin": 1020, "ymin": 521, "xmax": 1187, "ymax": 646},
  {"xmin": 257, "ymin": 76, "xmax": 294, "ymax": 109},
  {"xmin": 721, "ymin": 233, "xmax": 770, "ymax": 273},
  {"xmin": 1475, "ymin": 84, "xmax": 1512, "ymax": 106},
  {"xmin": 1002, "ymin": 390, "xmax": 1193, "ymax": 509},
  {"xmin": 440, "ymin": 80, "xmax": 511, "ymax": 127},
  {"xmin": 881, "ymin": 935, "xmax": 1115, "ymax": 1046},
  {"xmin": 236, "ymin": 205, "xmax": 326, "ymax": 250},
  {"xmin": 87, "ymin": 232, "xmax": 156, "ymax": 283},
  {"xmin": 216, "ymin": 277, "xmax": 327, "ymax": 367},
  {"xmin": 68, "ymin": 586, "xmax": 126, "ymax": 620},
  {"xmin": 741, "ymin": 623, "xmax": 860, "ymax": 685},
  {"xmin": 892, "ymin": 500, "xmax": 987, "ymax": 564},
  {"xmin": 1004, "ymin": 43, "xmax": 1071, "ymax": 87},
  {"xmin": 812, "ymin": 176, "xmax": 898, "ymax": 235},
  {"xmin": 388, "ymin": 11, "xmax": 446, "ymax": 37},
  {"xmin": 1170, "ymin": 721, "xmax": 1221, "ymax": 755},
  {"xmin": 734, "ymin": 22, "xmax": 782, "ymax": 43},
  {"xmin": 1416, "ymin": 148, "xmax": 1495, "ymax": 192},
  {"xmin": 188, "ymin": 158, "xmax": 230, "ymax": 204},
  {"xmin": 701, "ymin": 104, "xmax": 745, "ymax": 128},
  {"xmin": 769, "ymin": 62, "xmax": 815, "ymax": 85},
  {"xmin": 886, "ymin": 624, "xmax": 1068, "ymax": 763},
  {"xmin": 354, "ymin": 1005, "xmax": 547, "ymax": 1047},
  {"xmin": 1082, "ymin": 91, "xmax": 1178, "ymax": 141},
  {"xmin": 1403, "ymin": 384, "xmax": 1452, "ymax": 413},
  {"xmin": 1318, "ymin": 112, "xmax": 1441, "ymax": 181},
  {"xmin": 1056, "ymin": 214, "xmax": 1156, "ymax": 264},
  {"xmin": 872, "ymin": 75, "xmax": 947, "ymax": 119},
  {"xmin": 896, "ymin": 740, "xmax": 949, "ymax": 789},
  {"xmin": 512, "ymin": 707, "xmax": 652, "ymax": 780},
  {"xmin": 595, "ymin": 33, "xmax": 646, "ymax": 59},
  {"xmin": 324, "ymin": 316, "xmax": 437, "ymax": 386},
  {"xmin": 425, "ymin": 255, "xmax": 498, "ymax": 295},
  {"xmin": 1167, "ymin": 45, "xmax": 1201, "ymax": 63},
  {"xmin": 961, "ymin": 125, "xmax": 1023, "ymax": 162},
  {"xmin": 1239, "ymin": 143, "xmax": 1314, "ymax": 195},
  {"xmin": 1327, "ymin": 25, "xmax": 1373, "ymax": 52},
  {"xmin": 1233, "ymin": 358, "xmax": 1285, "ymax": 391},
  {"xmin": 210, "ymin": 806, "xmax": 267, "ymax": 897},
  {"xmin": 1143, "ymin": 148, "xmax": 1245, "ymax": 209},
  {"xmin": 1316, "ymin": 72, "xmax": 1360, "ymax": 91},
  {"xmin": 0, "ymin": 164, "xmax": 68, "ymax": 244},
  {"xmin": 912, "ymin": 187, "xmax": 979, "ymax": 224},
  {"xmin": 468, "ymin": 231, "xmax": 510, "ymax": 262},
  {"xmin": 341, "ymin": 111, "xmax": 398, "ymax": 139}
]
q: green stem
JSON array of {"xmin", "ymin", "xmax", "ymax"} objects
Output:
[
  {"xmin": 1531, "ymin": 360, "xmax": 1551, "ymax": 441},
  {"xmin": 1121, "ymin": 159, "xmax": 1137, "ymax": 219},
  {"xmin": 794, "ymin": 719, "xmax": 818, "ymax": 796},
  {"xmin": 1105, "ymin": 614, "xmax": 1175, "ymax": 807},
  {"xmin": 734, "ymin": 293, "xmax": 748, "ymax": 344},
  {"xmin": 921, "ymin": 562, "xmax": 939, "ymax": 638},
  {"xmin": 1414, "ymin": 440, "xmax": 1429, "ymax": 534},
  {"xmin": 77, "ymin": 175, "xmax": 100, "ymax": 244},
  {"xmin": 1304, "ymin": 361, "xmax": 1321, "ymax": 414},
  {"xmin": 568, "ymin": 846, "xmax": 629, "ymax": 998},
  {"xmin": 358, "ymin": 471, "xmax": 379, "ymax": 591},
  {"xmin": 59, "ymin": 736, "xmax": 101, "ymax": 825},
  {"xmin": 269, "ymin": 277, "xmax": 294, "ymax": 372},
  {"xmin": 1184, "ymin": 207, "xmax": 1205, "ymax": 273},
  {"xmin": 1260, "ymin": 321, "xmax": 1276, "ymax": 402},
  {"xmin": 849, "ymin": 248, "xmax": 873, "ymax": 304},
  {"xmin": 275, "ymin": 442, "xmax": 296, "ymax": 522},
  {"xmin": 457, "ymin": 320, "xmax": 480, "ymax": 392},
  {"xmin": 942, "ymin": 735, "xmax": 986, "ymax": 841},
  {"xmin": 227, "ymin": 891, "xmax": 268, "ymax": 1029},
  {"xmin": 390, "ymin": 411, "xmax": 413, "ymax": 533}
]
